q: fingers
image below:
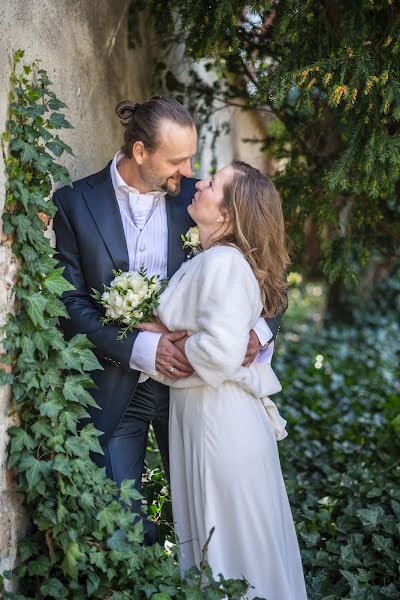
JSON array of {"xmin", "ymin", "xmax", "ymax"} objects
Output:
[
  {"xmin": 156, "ymin": 335, "xmax": 194, "ymax": 378},
  {"xmin": 135, "ymin": 322, "xmax": 168, "ymax": 333},
  {"xmin": 167, "ymin": 330, "xmax": 187, "ymax": 342},
  {"xmin": 157, "ymin": 365, "xmax": 191, "ymax": 380}
]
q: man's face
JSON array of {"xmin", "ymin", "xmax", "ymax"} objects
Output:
[{"xmin": 139, "ymin": 120, "xmax": 198, "ymax": 195}]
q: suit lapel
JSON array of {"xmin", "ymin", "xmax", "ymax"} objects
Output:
[
  {"xmin": 83, "ymin": 163, "xmax": 129, "ymax": 272},
  {"xmin": 166, "ymin": 193, "xmax": 194, "ymax": 277}
]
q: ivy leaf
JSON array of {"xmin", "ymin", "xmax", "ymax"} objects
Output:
[
  {"xmin": 79, "ymin": 424, "xmax": 104, "ymax": 455},
  {"xmin": 48, "ymin": 112, "xmax": 73, "ymax": 129},
  {"xmin": 63, "ymin": 375, "xmax": 98, "ymax": 407},
  {"xmin": 357, "ymin": 507, "xmax": 384, "ymax": 531},
  {"xmin": 34, "ymin": 153, "xmax": 53, "ymax": 173},
  {"xmin": 61, "ymin": 542, "xmax": 84, "ymax": 579},
  {"xmin": 89, "ymin": 548, "xmax": 107, "ymax": 572},
  {"xmin": 13, "ymin": 179, "xmax": 30, "ymax": 210},
  {"xmin": 51, "ymin": 164, "xmax": 72, "ymax": 186},
  {"xmin": 79, "ymin": 348, "xmax": 103, "ymax": 372},
  {"xmin": 40, "ymin": 578, "xmax": 67, "ymax": 598},
  {"xmin": 47, "ymin": 97, "xmax": 67, "ymax": 110},
  {"xmin": 18, "ymin": 455, "xmax": 52, "ymax": 487},
  {"xmin": 11, "ymin": 138, "xmax": 39, "ymax": 162},
  {"xmin": 8, "ymin": 427, "xmax": 35, "ymax": 453},
  {"xmin": 43, "ymin": 267, "xmax": 75, "ymax": 296},
  {"xmin": 39, "ymin": 396, "xmax": 64, "ymax": 419},
  {"xmin": 97, "ymin": 501, "xmax": 120, "ymax": 534},
  {"xmin": 26, "ymin": 293, "xmax": 48, "ymax": 328},
  {"xmin": 45, "ymin": 297, "xmax": 69, "ymax": 318},
  {"xmin": 106, "ymin": 529, "xmax": 131, "ymax": 553},
  {"xmin": 120, "ymin": 479, "xmax": 143, "ymax": 504},
  {"xmin": 46, "ymin": 136, "xmax": 73, "ymax": 157},
  {"xmin": 53, "ymin": 455, "xmax": 72, "ymax": 477},
  {"xmin": 27, "ymin": 554, "xmax": 50, "ymax": 576}
]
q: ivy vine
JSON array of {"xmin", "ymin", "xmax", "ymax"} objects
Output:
[{"xmin": 0, "ymin": 50, "xmax": 250, "ymax": 600}]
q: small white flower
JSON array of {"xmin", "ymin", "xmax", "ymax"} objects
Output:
[{"xmin": 181, "ymin": 226, "xmax": 201, "ymax": 257}]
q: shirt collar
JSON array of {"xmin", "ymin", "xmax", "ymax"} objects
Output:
[{"xmin": 110, "ymin": 151, "xmax": 167, "ymax": 199}]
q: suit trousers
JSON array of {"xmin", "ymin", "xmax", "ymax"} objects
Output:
[{"xmin": 93, "ymin": 377, "xmax": 170, "ymax": 543}]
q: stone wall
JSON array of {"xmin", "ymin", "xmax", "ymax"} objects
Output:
[{"xmin": 0, "ymin": 0, "xmax": 157, "ymax": 584}]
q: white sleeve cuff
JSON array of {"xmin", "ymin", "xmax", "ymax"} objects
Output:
[
  {"xmin": 253, "ymin": 317, "xmax": 273, "ymax": 348},
  {"xmin": 253, "ymin": 318, "xmax": 274, "ymax": 364},
  {"xmin": 129, "ymin": 331, "xmax": 162, "ymax": 375},
  {"xmin": 256, "ymin": 340, "xmax": 274, "ymax": 364}
]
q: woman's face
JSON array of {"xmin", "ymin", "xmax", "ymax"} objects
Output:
[{"xmin": 188, "ymin": 165, "xmax": 235, "ymax": 227}]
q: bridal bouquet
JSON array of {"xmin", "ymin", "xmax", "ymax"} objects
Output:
[{"xmin": 92, "ymin": 266, "xmax": 167, "ymax": 339}]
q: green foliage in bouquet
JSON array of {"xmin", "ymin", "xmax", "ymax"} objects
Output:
[
  {"xmin": 0, "ymin": 51, "xmax": 257, "ymax": 600},
  {"xmin": 137, "ymin": 0, "xmax": 400, "ymax": 285}
]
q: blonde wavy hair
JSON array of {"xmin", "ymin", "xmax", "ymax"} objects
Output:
[{"xmin": 210, "ymin": 160, "xmax": 289, "ymax": 318}]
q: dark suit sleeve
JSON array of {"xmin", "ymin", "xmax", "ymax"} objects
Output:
[
  {"xmin": 265, "ymin": 287, "xmax": 288, "ymax": 340},
  {"xmin": 53, "ymin": 191, "xmax": 138, "ymax": 371}
]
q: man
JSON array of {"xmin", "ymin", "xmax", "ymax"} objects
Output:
[{"xmin": 53, "ymin": 97, "xmax": 281, "ymax": 542}]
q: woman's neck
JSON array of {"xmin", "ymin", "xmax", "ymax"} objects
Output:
[{"xmin": 198, "ymin": 224, "xmax": 233, "ymax": 250}]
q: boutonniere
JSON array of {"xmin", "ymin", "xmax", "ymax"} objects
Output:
[{"xmin": 181, "ymin": 226, "xmax": 202, "ymax": 258}]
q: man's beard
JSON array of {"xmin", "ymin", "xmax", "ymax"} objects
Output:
[{"xmin": 161, "ymin": 179, "xmax": 181, "ymax": 196}]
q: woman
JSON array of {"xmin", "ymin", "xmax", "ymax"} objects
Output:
[{"xmin": 142, "ymin": 161, "xmax": 307, "ymax": 599}]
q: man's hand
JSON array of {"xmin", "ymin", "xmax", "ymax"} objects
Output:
[
  {"xmin": 156, "ymin": 331, "xmax": 194, "ymax": 379},
  {"xmin": 242, "ymin": 329, "xmax": 262, "ymax": 367},
  {"xmin": 135, "ymin": 317, "xmax": 170, "ymax": 334}
]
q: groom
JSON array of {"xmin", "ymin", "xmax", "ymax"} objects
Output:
[{"xmin": 53, "ymin": 96, "xmax": 281, "ymax": 541}]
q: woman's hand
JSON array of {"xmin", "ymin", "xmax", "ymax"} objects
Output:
[
  {"xmin": 135, "ymin": 317, "xmax": 170, "ymax": 335},
  {"xmin": 174, "ymin": 335, "xmax": 189, "ymax": 356}
]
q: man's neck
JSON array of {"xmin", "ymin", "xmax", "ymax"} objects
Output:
[{"xmin": 117, "ymin": 156, "xmax": 153, "ymax": 193}]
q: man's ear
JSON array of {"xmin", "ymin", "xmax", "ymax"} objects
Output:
[{"xmin": 132, "ymin": 141, "xmax": 146, "ymax": 165}]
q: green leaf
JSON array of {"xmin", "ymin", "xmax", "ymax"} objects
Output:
[
  {"xmin": 43, "ymin": 268, "xmax": 75, "ymax": 296},
  {"xmin": 79, "ymin": 424, "xmax": 104, "ymax": 455},
  {"xmin": 96, "ymin": 501, "xmax": 120, "ymax": 534},
  {"xmin": 120, "ymin": 479, "xmax": 143, "ymax": 504},
  {"xmin": 19, "ymin": 455, "xmax": 52, "ymax": 487},
  {"xmin": 8, "ymin": 427, "xmax": 35, "ymax": 453},
  {"xmin": 47, "ymin": 97, "xmax": 67, "ymax": 111},
  {"xmin": 106, "ymin": 529, "xmax": 131, "ymax": 553},
  {"xmin": 40, "ymin": 578, "xmax": 67, "ymax": 598},
  {"xmin": 357, "ymin": 507, "xmax": 384, "ymax": 531},
  {"xmin": 48, "ymin": 112, "xmax": 73, "ymax": 129},
  {"xmin": 61, "ymin": 542, "xmax": 84, "ymax": 579},
  {"xmin": 26, "ymin": 293, "xmax": 48, "ymax": 328},
  {"xmin": 27, "ymin": 554, "xmax": 50, "ymax": 576},
  {"xmin": 11, "ymin": 139, "xmax": 39, "ymax": 162},
  {"xmin": 46, "ymin": 136, "xmax": 73, "ymax": 157},
  {"xmin": 51, "ymin": 164, "xmax": 72, "ymax": 186},
  {"xmin": 63, "ymin": 374, "xmax": 98, "ymax": 407},
  {"xmin": 45, "ymin": 297, "xmax": 69, "ymax": 318}
]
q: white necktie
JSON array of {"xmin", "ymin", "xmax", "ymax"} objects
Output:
[{"xmin": 128, "ymin": 191, "xmax": 155, "ymax": 230}]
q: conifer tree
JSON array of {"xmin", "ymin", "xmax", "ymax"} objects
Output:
[{"xmin": 140, "ymin": 0, "xmax": 400, "ymax": 307}]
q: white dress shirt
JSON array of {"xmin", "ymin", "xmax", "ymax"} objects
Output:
[{"xmin": 110, "ymin": 152, "xmax": 274, "ymax": 380}]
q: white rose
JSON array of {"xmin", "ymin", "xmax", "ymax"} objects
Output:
[
  {"xmin": 132, "ymin": 309, "xmax": 144, "ymax": 320},
  {"xmin": 101, "ymin": 291, "xmax": 111, "ymax": 305},
  {"xmin": 111, "ymin": 274, "xmax": 129, "ymax": 291},
  {"xmin": 187, "ymin": 226, "xmax": 200, "ymax": 246},
  {"xmin": 109, "ymin": 290, "xmax": 124, "ymax": 309}
]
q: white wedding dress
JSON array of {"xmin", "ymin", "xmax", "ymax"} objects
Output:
[{"xmin": 151, "ymin": 246, "xmax": 307, "ymax": 600}]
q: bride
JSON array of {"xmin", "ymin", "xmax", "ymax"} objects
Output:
[{"xmin": 140, "ymin": 160, "xmax": 308, "ymax": 599}]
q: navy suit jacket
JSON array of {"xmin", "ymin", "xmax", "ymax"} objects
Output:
[
  {"xmin": 53, "ymin": 161, "xmax": 284, "ymax": 440},
  {"xmin": 53, "ymin": 162, "xmax": 196, "ymax": 439}
]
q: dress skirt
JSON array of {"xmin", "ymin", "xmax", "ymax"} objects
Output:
[{"xmin": 169, "ymin": 382, "xmax": 308, "ymax": 600}]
